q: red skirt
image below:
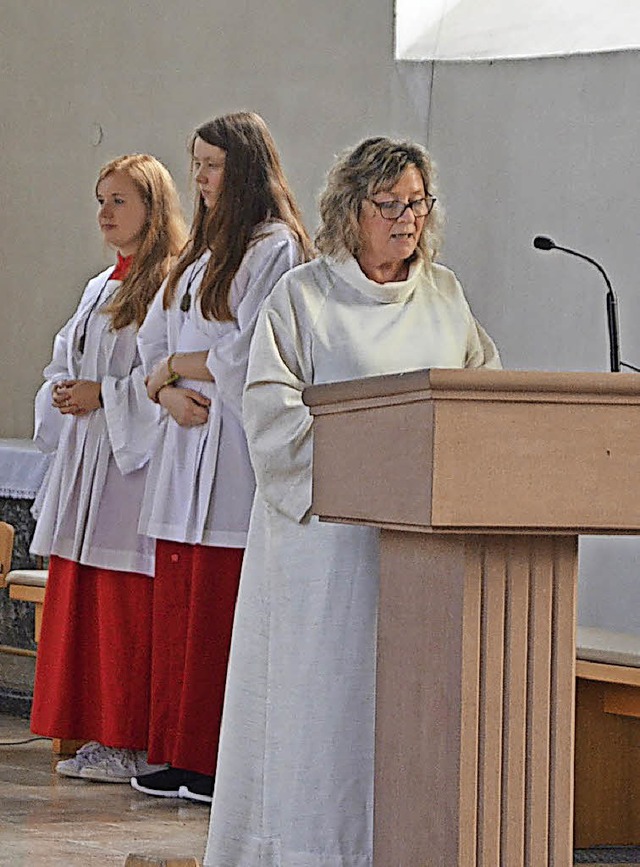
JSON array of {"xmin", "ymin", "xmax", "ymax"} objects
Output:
[
  {"xmin": 30, "ymin": 555, "xmax": 153, "ymax": 749},
  {"xmin": 146, "ymin": 540, "xmax": 243, "ymax": 776}
]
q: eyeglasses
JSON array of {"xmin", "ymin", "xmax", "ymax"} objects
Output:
[{"xmin": 368, "ymin": 195, "xmax": 436, "ymax": 221}]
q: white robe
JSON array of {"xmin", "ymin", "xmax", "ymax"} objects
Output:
[
  {"xmin": 31, "ymin": 268, "xmax": 161, "ymax": 576},
  {"xmin": 205, "ymin": 255, "xmax": 501, "ymax": 867},
  {"xmin": 137, "ymin": 222, "xmax": 303, "ymax": 548}
]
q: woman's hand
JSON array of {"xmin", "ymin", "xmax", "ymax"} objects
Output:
[
  {"xmin": 53, "ymin": 380, "xmax": 102, "ymax": 415},
  {"xmin": 146, "ymin": 357, "xmax": 171, "ymax": 402},
  {"xmin": 146, "ymin": 351, "xmax": 214, "ymax": 402},
  {"xmin": 158, "ymin": 386, "xmax": 211, "ymax": 427}
]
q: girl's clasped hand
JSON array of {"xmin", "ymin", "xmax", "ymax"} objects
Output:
[
  {"xmin": 52, "ymin": 379, "xmax": 102, "ymax": 415},
  {"xmin": 144, "ymin": 355, "xmax": 212, "ymax": 427},
  {"xmin": 157, "ymin": 385, "xmax": 211, "ymax": 427}
]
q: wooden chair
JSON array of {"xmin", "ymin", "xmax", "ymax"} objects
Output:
[
  {"xmin": 5, "ymin": 568, "xmax": 48, "ymax": 642},
  {"xmin": 0, "ymin": 521, "xmax": 15, "ymax": 586},
  {"xmin": 6, "ymin": 565, "xmax": 85, "ymax": 756},
  {"xmin": 2, "ymin": 523, "xmax": 83, "ymax": 756},
  {"xmin": 5, "ymin": 564, "xmax": 84, "ymax": 756},
  {"xmin": 574, "ymin": 625, "xmax": 640, "ymax": 847}
]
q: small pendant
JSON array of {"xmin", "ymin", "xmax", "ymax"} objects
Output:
[{"xmin": 180, "ymin": 291, "xmax": 191, "ymax": 312}]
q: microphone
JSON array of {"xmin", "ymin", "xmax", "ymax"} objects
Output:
[
  {"xmin": 533, "ymin": 235, "xmax": 555, "ymax": 251},
  {"xmin": 533, "ymin": 235, "xmax": 621, "ymax": 372}
]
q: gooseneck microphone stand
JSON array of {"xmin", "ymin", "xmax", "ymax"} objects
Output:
[{"xmin": 533, "ymin": 235, "xmax": 640, "ymax": 373}]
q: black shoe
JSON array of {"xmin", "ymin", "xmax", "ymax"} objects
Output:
[
  {"xmin": 178, "ymin": 771, "xmax": 214, "ymax": 804},
  {"xmin": 131, "ymin": 767, "xmax": 187, "ymax": 798}
]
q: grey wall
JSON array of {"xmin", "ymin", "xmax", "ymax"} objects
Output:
[
  {"xmin": 426, "ymin": 52, "xmax": 640, "ymax": 375},
  {"xmin": 426, "ymin": 52, "xmax": 640, "ymax": 631},
  {"xmin": 0, "ymin": 0, "xmax": 432, "ymax": 437}
]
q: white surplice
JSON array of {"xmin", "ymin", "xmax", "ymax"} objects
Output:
[
  {"xmin": 31, "ymin": 268, "xmax": 162, "ymax": 576},
  {"xmin": 205, "ymin": 254, "xmax": 501, "ymax": 867},
  {"xmin": 137, "ymin": 222, "xmax": 304, "ymax": 547}
]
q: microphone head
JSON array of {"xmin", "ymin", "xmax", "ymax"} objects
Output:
[{"xmin": 533, "ymin": 235, "xmax": 556, "ymax": 250}]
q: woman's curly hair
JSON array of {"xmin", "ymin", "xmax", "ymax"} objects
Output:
[{"xmin": 315, "ymin": 136, "xmax": 443, "ymax": 264}]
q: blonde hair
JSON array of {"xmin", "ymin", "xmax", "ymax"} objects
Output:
[
  {"xmin": 99, "ymin": 154, "xmax": 187, "ymax": 329},
  {"xmin": 315, "ymin": 136, "xmax": 443, "ymax": 264},
  {"xmin": 163, "ymin": 111, "xmax": 313, "ymax": 321}
]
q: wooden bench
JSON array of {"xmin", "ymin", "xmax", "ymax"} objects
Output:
[{"xmin": 575, "ymin": 625, "xmax": 640, "ymax": 848}]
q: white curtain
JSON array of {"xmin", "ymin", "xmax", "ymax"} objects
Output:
[{"xmin": 396, "ymin": 0, "xmax": 640, "ymax": 60}]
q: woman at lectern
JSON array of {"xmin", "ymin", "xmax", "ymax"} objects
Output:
[{"xmin": 205, "ymin": 136, "xmax": 501, "ymax": 866}]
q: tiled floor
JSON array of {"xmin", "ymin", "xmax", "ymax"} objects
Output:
[
  {"xmin": 0, "ymin": 714, "xmax": 208, "ymax": 866},
  {"xmin": 3, "ymin": 710, "xmax": 638, "ymax": 867}
]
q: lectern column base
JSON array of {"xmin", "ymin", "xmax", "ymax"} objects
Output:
[{"xmin": 374, "ymin": 531, "xmax": 577, "ymax": 867}]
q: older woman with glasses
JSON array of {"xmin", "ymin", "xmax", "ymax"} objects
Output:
[{"xmin": 205, "ymin": 136, "xmax": 501, "ymax": 867}]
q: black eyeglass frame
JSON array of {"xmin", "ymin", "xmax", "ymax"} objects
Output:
[{"xmin": 367, "ymin": 195, "xmax": 436, "ymax": 221}]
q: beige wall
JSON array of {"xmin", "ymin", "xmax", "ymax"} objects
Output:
[{"xmin": 0, "ymin": 0, "xmax": 432, "ymax": 436}]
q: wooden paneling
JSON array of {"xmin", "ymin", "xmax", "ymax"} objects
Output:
[
  {"xmin": 477, "ymin": 540, "xmax": 506, "ymax": 867},
  {"xmin": 306, "ymin": 367, "xmax": 640, "ymax": 534},
  {"xmin": 374, "ymin": 532, "xmax": 576, "ymax": 867},
  {"xmin": 311, "ymin": 401, "xmax": 434, "ymax": 527},
  {"xmin": 577, "ymin": 659, "xmax": 640, "ymax": 687},
  {"xmin": 431, "ymin": 401, "xmax": 640, "ymax": 530},
  {"xmin": 574, "ymin": 678, "xmax": 640, "ymax": 847},
  {"xmin": 500, "ymin": 540, "xmax": 530, "ymax": 866},
  {"xmin": 548, "ymin": 539, "xmax": 578, "ymax": 866},
  {"xmin": 603, "ymin": 684, "xmax": 640, "ymax": 718}
]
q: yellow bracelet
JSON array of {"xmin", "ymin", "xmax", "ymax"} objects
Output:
[
  {"xmin": 163, "ymin": 353, "xmax": 180, "ymax": 388},
  {"xmin": 161, "ymin": 372, "xmax": 179, "ymax": 388},
  {"xmin": 167, "ymin": 352, "xmax": 178, "ymax": 380},
  {"xmin": 151, "ymin": 355, "xmax": 180, "ymax": 403}
]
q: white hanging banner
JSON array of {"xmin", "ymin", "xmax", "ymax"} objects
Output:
[{"xmin": 396, "ymin": 0, "xmax": 640, "ymax": 60}]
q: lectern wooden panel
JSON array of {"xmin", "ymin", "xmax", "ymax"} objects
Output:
[
  {"xmin": 308, "ymin": 368, "xmax": 640, "ymax": 533},
  {"xmin": 303, "ymin": 369, "xmax": 640, "ymax": 867}
]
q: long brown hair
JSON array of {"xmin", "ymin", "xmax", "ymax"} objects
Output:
[
  {"xmin": 163, "ymin": 111, "xmax": 312, "ymax": 321},
  {"xmin": 99, "ymin": 154, "xmax": 187, "ymax": 329}
]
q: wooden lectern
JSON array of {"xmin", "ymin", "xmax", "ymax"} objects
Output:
[{"xmin": 303, "ymin": 369, "xmax": 640, "ymax": 867}]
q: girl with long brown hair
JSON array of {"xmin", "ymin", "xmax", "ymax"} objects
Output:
[
  {"xmin": 131, "ymin": 112, "xmax": 311, "ymax": 803},
  {"xmin": 30, "ymin": 154, "xmax": 187, "ymax": 780}
]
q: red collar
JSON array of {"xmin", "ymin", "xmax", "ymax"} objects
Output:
[{"xmin": 111, "ymin": 251, "xmax": 133, "ymax": 281}]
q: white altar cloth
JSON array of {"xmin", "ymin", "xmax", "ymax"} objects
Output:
[{"xmin": 0, "ymin": 438, "xmax": 51, "ymax": 499}]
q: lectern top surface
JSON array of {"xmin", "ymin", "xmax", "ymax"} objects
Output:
[{"xmin": 303, "ymin": 368, "xmax": 640, "ymax": 410}]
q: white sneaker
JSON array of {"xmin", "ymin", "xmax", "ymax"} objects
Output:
[
  {"xmin": 55, "ymin": 742, "xmax": 104, "ymax": 778},
  {"xmin": 80, "ymin": 748, "xmax": 167, "ymax": 783},
  {"xmin": 78, "ymin": 747, "xmax": 139, "ymax": 783}
]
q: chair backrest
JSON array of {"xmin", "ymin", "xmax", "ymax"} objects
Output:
[{"xmin": 0, "ymin": 522, "xmax": 15, "ymax": 588}]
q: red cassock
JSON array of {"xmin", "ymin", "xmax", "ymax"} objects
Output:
[
  {"xmin": 31, "ymin": 555, "xmax": 153, "ymax": 748},
  {"xmin": 145, "ymin": 541, "xmax": 243, "ymax": 776}
]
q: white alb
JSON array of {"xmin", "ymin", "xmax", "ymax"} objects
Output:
[
  {"xmin": 31, "ymin": 269, "xmax": 161, "ymax": 575},
  {"xmin": 137, "ymin": 222, "xmax": 304, "ymax": 547}
]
